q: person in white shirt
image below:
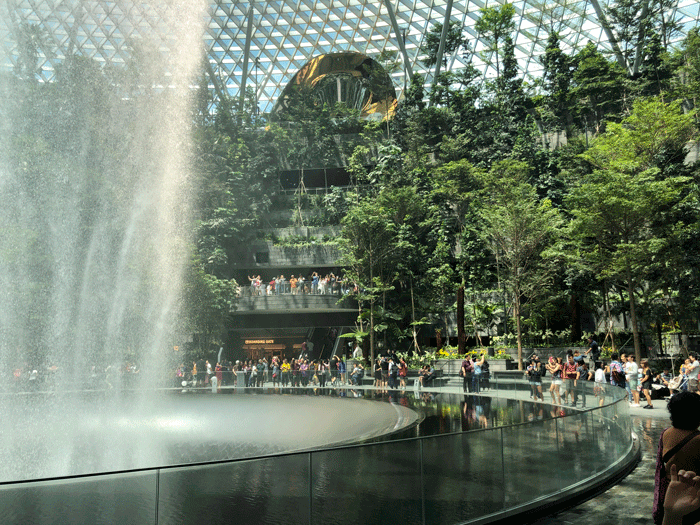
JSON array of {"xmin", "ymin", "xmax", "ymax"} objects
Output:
[
  {"xmin": 626, "ymin": 355, "xmax": 640, "ymax": 406},
  {"xmin": 687, "ymin": 354, "xmax": 700, "ymax": 393},
  {"xmin": 594, "ymin": 361, "xmax": 606, "ymax": 406},
  {"xmin": 352, "ymin": 343, "xmax": 362, "ymax": 360}
]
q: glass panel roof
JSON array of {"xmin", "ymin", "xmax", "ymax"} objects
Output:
[{"xmin": 2, "ymin": 0, "xmax": 699, "ymax": 112}]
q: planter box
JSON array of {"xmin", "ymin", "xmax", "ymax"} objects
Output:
[{"xmin": 487, "ymin": 359, "xmax": 513, "ymax": 371}]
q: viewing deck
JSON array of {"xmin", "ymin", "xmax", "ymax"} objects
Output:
[{"xmin": 235, "ymin": 293, "xmax": 355, "ymax": 314}]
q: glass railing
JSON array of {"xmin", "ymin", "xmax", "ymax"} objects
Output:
[{"xmin": 0, "ymin": 379, "xmax": 634, "ymax": 525}]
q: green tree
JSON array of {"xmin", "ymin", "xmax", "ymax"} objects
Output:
[
  {"xmin": 428, "ymin": 159, "xmax": 492, "ymax": 353},
  {"xmin": 181, "ymin": 257, "xmax": 239, "ymax": 355},
  {"xmin": 571, "ymin": 42, "xmax": 627, "ymax": 133},
  {"xmin": 474, "ymin": 3, "xmax": 516, "ymax": 77},
  {"xmin": 339, "ymin": 194, "xmax": 403, "ymax": 363},
  {"xmin": 674, "ymin": 28, "xmax": 700, "ymax": 114},
  {"xmin": 420, "ymin": 21, "xmax": 468, "ymax": 69},
  {"xmin": 566, "ymin": 97, "xmax": 696, "ymax": 362},
  {"xmin": 541, "ymin": 32, "xmax": 575, "ymax": 133},
  {"xmin": 479, "ymin": 159, "xmax": 563, "ymax": 368}
]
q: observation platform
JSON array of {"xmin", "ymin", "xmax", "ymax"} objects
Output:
[{"xmin": 235, "ymin": 293, "xmax": 355, "ymax": 314}]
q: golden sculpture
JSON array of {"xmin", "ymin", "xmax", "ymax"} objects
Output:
[{"xmin": 273, "ymin": 52, "xmax": 398, "ymax": 121}]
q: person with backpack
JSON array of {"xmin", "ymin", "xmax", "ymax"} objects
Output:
[{"xmin": 606, "ymin": 352, "xmax": 626, "ymax": 389}]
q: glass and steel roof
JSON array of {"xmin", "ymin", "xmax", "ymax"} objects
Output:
[{"xmin": 2, "ymin": 0, "xmax": 700, "ymax": 112}]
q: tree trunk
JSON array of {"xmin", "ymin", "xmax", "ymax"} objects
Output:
[
  {"xmin": 626, "ymin": 270, "xmax": 642, "ymax": 362},
  {"xmin": 515, "ymin": 295, "xmax": 523, "ymax": 370},
  {"xmin": 370, "ymin": 299, "xmax": 375, "ymax": 363},
  {"xmin": 457, "ymin": 284, "xmax": 465, "ymax": 354},
  {"xmin": 410, "ymin": 276, "xmax": 420, "ymax": 353},
  {"xmin": 296, "ymin": 168, "xmax": 305, "ymax": 227},
  {"xmin": 369, "ymin": 249, "xmax": 375, "ymax": 365},
  {"xmin": 570, "ymin": 293, "xmax": 581, "ymax": 342}
]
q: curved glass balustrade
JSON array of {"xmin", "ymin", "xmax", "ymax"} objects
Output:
[{"xmin": 0, "ymin": 379, "xmax": 635, "ymax": 525}]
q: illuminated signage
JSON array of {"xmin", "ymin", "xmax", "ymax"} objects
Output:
[{"xmin": 244, "ymin": 339, "xmax": 274, "ymax": 345}]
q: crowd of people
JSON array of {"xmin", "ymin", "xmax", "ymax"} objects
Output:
[
  {"xmin": 245, "ymin": 272, "xmax": 353, "ymax": 296},
  {"xmin": 177, "ymin": 354, "xmax": 353, "ymax": 391},
  {"xmin": 9, "ymin": 361, "xmax": 142, "ymax": 391},
  {"xmin": 178, "ymin": 352, "xmax": 457, "ymax": 393},
  {"xmin": 520, "ymin": 350, "xmax": 670, "ymax": 409}
]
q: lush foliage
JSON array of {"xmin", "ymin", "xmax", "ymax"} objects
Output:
[{"xmin": 9, "ymin": 11, "xmax": 700, "ymax": 367}]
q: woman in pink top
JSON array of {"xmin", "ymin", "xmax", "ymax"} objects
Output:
[{"xmin": 300, "ymin": 360, "xmax": 310, "ymax": 387}]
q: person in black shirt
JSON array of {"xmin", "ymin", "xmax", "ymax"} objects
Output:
[{"xmin": 585, "ymin": 336, "xmax": 599, "ymax": 365}]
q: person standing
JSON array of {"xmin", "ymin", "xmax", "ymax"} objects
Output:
[
  {"xmin": 606, "ymin": 352, "xmax": 626, "ymax": 390},
  {"xmin": 299, "ymin": 359, "xmax": 309, "ymax": 387},
  {"xmin": 271, "ymin": 358, "xmax": 280, "ymax": 387},
  {"xmin": 563, "ymin": 353, "xmax": 580, "ymax": 407},
  {"xmin": 526, "ymin": 359, "xmax": 544, "ymax": 401},
  {"xmin": 594, "ymin": 361, "xmax": 606, "ymax": 407},
  {"xmin": 215, "ymin": 363, "xmax": 223, "ymax": 393},
  {"xmin": 461, "ymin": 355, "xmax": 474, "ymax": 393},
  {"xmin": 398, "ymin": 357, "xmax": 408, "ymax": 390},
  {"xmin": 626, "ymin": 354, "xmax": 640, "ymax": 407},
  {"xmin": 472, "ymin": 354, "xmax": 485, "ymax": 394},
  {"xmin": 374, "ymin": 358, "xmax": 382, "ymax": 388},
  {"xmin": 641, "ymin": 360, "xmax": 654, "ymax": 409},
  {"xmin": 318, "ymin": 360, "xmax": 327, "ymax": 388},
  {"xmin": 256, "ymin": 359, "xmax": 265, "ymax": 387},
  {"xmin": 338, "ymin": 356, "xmax": 346, "ymax": 385},
  {"xmin": 687, "ymin": 354, "xmax": 700, "ymax": 394},
  {"xmin": 380, "ymin": 356, "xmax": 389, "ymax": 389},
  {"xmin": 620, "ymin": 353, "xmax": 634, "ymax": 402},
  {"xmin": 585, "ymin": 336, "xmax": 600, "ymax": 365},
  {"xmin": 577, "ymin": 360, "xmax": 590, "ymax": 408},
  {"xmin": 281, "ymin": 358, "xmax": 291, "ymax": 387},
  {"xmin": 546, "ymin": 357, "xmax": 563, "ymax": 405},
  {"xmin": 388, "ymin": 358, "xmax": 397, "ymax": 389},
  {"xmin": 352, "ymin": 342, "xmax": 362, "ymax": 360}
]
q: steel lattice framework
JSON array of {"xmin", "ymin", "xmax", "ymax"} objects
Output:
[{"xmin": 2, "ymin": 0, "xmax": 700, "ymax": 112}]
